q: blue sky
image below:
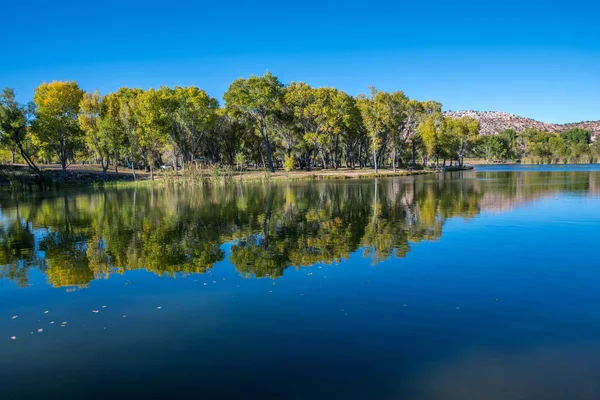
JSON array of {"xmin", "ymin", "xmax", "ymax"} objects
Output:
[{"xmin": 2, "ymin": 0, "xmax": 598, "ymax": 123}]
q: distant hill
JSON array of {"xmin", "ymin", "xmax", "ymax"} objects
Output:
[{"xmin": 444, "ymin": 111, "xmax": 600, "ymax": 140}]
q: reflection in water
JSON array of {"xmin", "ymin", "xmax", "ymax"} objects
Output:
[{"xmin": 1, "ymin": 170, "xmax": 598, "ymax": 288}]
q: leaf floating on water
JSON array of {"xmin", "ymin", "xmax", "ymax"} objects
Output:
[
  {"xmin": 50, "ymin": 321, "xmax": 55, "ymax": 324},
  {"xmin": 101, "ymin": 305, "xmax": 107, "ymax": 308},
  {"xmin": 37, "ymin": 329, "xmax": 43, "ymax": 333},
  {"xmin": 10, "ymin": 336, "xmax": 17, "ymax": 340},
  {"xmin": 11, "ymin": 315, "xmax": 18, "ymax": 319},
  {"xmin": 44, "ymin": 310, "xmax": 49, "ymax": 314},
  {"xmin": 156, "ymin": 306, "xmax": 162, "ymax": 310},
  {"xmin": 92, "ymin": 310, "xmax": 99, "ymax": 313},
  {"xmin": 122, "ymin": 315, "xmax": 127, "ymax": 318}
]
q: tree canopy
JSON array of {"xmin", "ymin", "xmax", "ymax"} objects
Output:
[{"xmin": 1, "ymin": 74, "xmax": 596, "ymax": 175}]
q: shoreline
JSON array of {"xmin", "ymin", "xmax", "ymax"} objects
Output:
[{"xmin": 0, "ymin": 164, "xmax": 441, "ymax": 190}]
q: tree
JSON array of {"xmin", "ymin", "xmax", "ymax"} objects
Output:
[
  {"xmin": 357, "ymin": 87, "xmax": 388, "ymax": 173},
  {"xmin": 114, "ymin": 88, "xmax": 143, "ymax": 179},
  {"xmin": 224, "ymin": 72, "xmax": 284, "ymax": 172},
  {"xmin": 561, "ymin": 128, "xmax": 591, "ymax": 146},
  {"xmin": 0, "ymin": 88, "xmax": 39, "ymax": 171},
  {"xmin": 32, "ymin": 81, "xmax": 84, "ymax": 175},
  {"xmin": 312, "ymin": 88, "xmax": 358, "ymax": 169},
  {"xmin": 478, "ymin": 134, "xmax": 510, "ymax": 161},
  {"xmin": 157, "ymin": 86, "xmax": 219, "ymax": 167},
  {"xmin": 284, "ymin": 82, "xmax": 318, "ymax": 170},
  {"xmin": 499, "ymin": 129, "xmax": 517, "ymax": 159},
  {"xmin": 97, "ymin": 93, "xmax": 127, "ymax": 175},
  {"xmin": 136, "ymin": 89, "xmax": 169, "ymax": 179},
  {"xmin": 284, "ymin": 154, "xmax": 295, "ymax": 172},
  {"xmin": 79, "ymin": 90, "xmax": 112, "ymax": 178},
  {"xmin": 409, "ymin": 100, "xmax": 442, "ymax": 166},
  {"xmin": 418, "ymin": 113, "xmax": 443, "ymax": 166},
  {"xmin": 446, "ymin": 116, "xmax": 480, "ymax": 166}
]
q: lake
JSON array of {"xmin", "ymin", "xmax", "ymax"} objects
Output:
[{"xmin": 2, "ymin": 165, "xmax": 600, "ymax": 399}]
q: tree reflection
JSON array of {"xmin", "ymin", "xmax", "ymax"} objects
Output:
[{"xmin": 0, "ymin": 169, "xmax": 597, "ymax": 287}]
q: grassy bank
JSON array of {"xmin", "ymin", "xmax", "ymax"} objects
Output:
[{"xmin": 0, "ymin": 164, "xmax": 436, "ymax": 191}]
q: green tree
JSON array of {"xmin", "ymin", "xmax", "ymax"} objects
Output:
[
  {"xmin": 136, "ymin": 89, "xmax": 169, "ymax": 179},
  {"xmin": 0, "ymin": 88, "xmax": 39, "ymax": 171},
  {"xmin": 157, "ymin": 86, "xmax": 219, "ymax": 167},
  {"xmin": 114, "ymin": 88, "xmax": 143, "ymax": 179},
  {"xmin": 32, "ymin": 81, "xmax": 85, "ymax": 175},
  {"xmin": 224, "ymin": 72, "xmax": 284, "ymax": 172},
  {"xmin": 284, "ymin": 153, "xmax": 295, "ymax": 172},
  {"xmin": 418, "ymin": 113, "xmax": 443, "ymax": 166},
  {"xmin": 561, "ymin": 128, "xmax": 591, "ymax": 146},
  {"xmin": 357, "ymin": 87, "xmax": 388, "ymax": 173},
  {"xmin": 79, "ymin": 90, "xmax": 112, "ymax": 178},
  {"xmin": 446, "ymin": 116, "xmax": 480, "ymax": 166}
]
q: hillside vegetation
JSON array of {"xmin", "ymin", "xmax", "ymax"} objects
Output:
[{"xmin": 445, "ymin": 111, "xmax": 600, "ymax": 140}]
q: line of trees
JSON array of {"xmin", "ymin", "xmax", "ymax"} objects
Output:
[
  {"xmin": 1, "ymin": 73, "xmax": 597, "ymax": 178},
  {"xmin": 475, "ymin": 127, "xmax": 599, "ymax": 164}
]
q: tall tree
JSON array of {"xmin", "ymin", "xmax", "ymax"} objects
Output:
[
  {"xmin": 114, "ymin": 88, "xmax": 143, "ymax": 180},
  {"xmin": 446, "ymin": 116, "xmax": 480, "ymax": 166},
  {"xmin": 418, "ymin": 114, "xmax": 441, "ymax": 166},
  {"xmin": 32, "ymin": 81, "xmax": 84, "ymax": 175},
  {"xmin": 224, "ymin": 72, "xmax": 284, "ymax": 172},
  {"xmin": 79, "ymin": 90, "xmax": 111, "ymax": 179},
  {"xmin": 284, "ymin": 82, "xmax": 318, "ymax": 170},
  {"xmin": 136, "ymin": 89, "xmax": 169, "ymax": 179},
  {"xmin": 0, "ymin": 88, "xmax": 39, "ymax": 171},
  {"xmin": 157, "ymin": 86, "xmax": 219, "ymax": 167},
  {"xmin": 97, "ymin": 92, "xmax": 127, "ymax": 175},
  {"xmin": 357, "ymin": 87, "xmax": 388, "ymax": 173}
]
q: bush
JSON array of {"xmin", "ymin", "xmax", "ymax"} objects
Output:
[{"xmin": 284, "ymin": 154, "xmax": 295, "ymax": 172}]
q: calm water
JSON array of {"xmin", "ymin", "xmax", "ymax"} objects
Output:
[{"xmin": 2, "ymin": 166, "xmax": 600, "ymax": 399}]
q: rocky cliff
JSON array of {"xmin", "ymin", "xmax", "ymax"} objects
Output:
[{"xmin": 444, "ymin": 111, "xmax": 600, "ymax": 140}]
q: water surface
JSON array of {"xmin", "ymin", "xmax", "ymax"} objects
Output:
[{"xmin": 2, "ymin": 166, "xmax": 600, "ymax": 399}]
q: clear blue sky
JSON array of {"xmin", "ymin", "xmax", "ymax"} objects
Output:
[{"xmin": 2, "ymin": 0, "xmax": 598, "ymax": 123}]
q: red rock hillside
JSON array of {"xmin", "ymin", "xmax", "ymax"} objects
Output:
[{"xmin": 444, "ymin": 111, "xmax": 600, "ymax": 140}]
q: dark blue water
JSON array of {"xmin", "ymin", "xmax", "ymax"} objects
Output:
[{"xmin": 2, "ymin": 167, "xmax": 600, "ymax": 399}]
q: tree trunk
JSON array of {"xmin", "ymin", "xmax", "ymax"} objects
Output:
[
  {"xmin": 259, "ymin": 118, "xmax": 275, "ymax": 173},
  {"xmin": 334, "ymin": 136, "xmax": 340, "ymax": 170},
  {"xmin": 150, "ymin": 163, "xmax": 154, "ymax": 180},
  {"xmin": 17, "ymin": 143, "xmax": 40, "ymax": 172},
  {"xmin": 10, "ymin": 150, "xmax": 15, "ymax": 164},
  {"xmin": 305, "ymin": 149, "xmax": 311, "ymax": 171},
  {"xmin": 373, "ymin": 146, "xmax": 378, "ymax": 173},
  {"xmin": 60, "ymin": 155, "xmax": 67, "ymax": 178}
]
